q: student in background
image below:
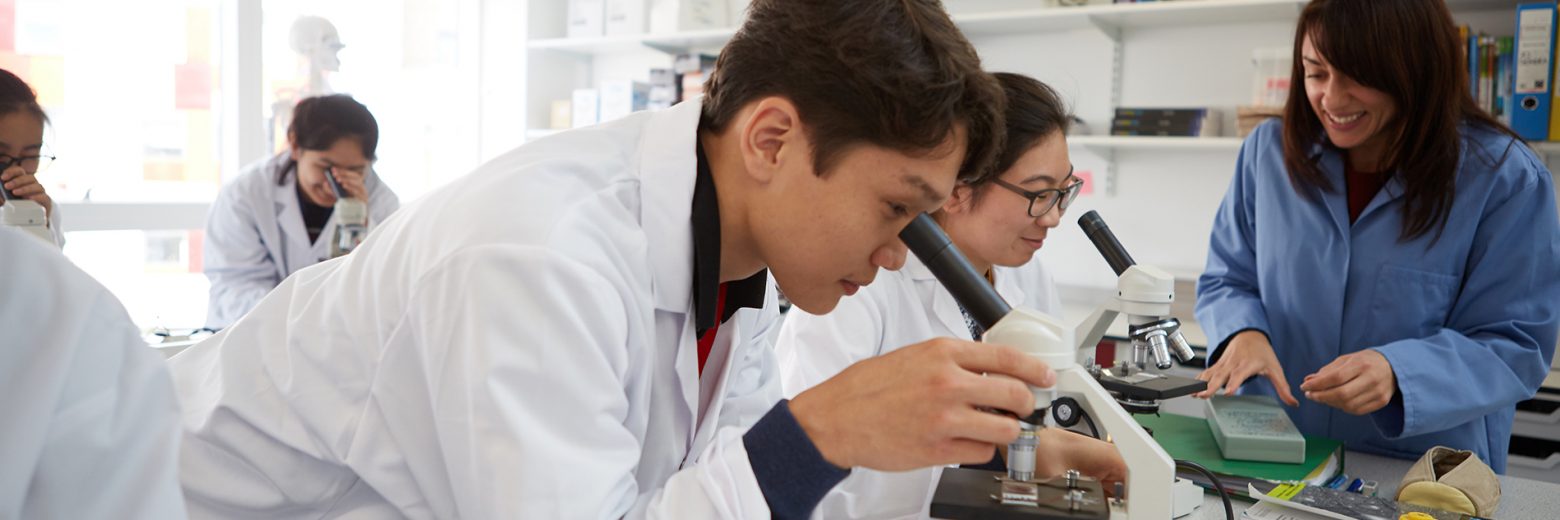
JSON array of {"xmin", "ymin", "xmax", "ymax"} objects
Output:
[
  {"xmin": 0, "ymin": 68, "xmax": 62, "ymax": 246},
  {"xmin": 774, "ymin": 72, "xmax": 1125, "ymax": 519},
  {"xmin": 1195, "ymin": 0, "xmax": 1559, "ymax": 472},
  {"xmin": 0, "ymin": 227, "xmax": 185, "ymax": 518},
  {"xmin": 203, "ymin": 94, "xmax": 399, "ymax": 330}
]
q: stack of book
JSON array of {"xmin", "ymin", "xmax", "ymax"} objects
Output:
[
  {"xmin": 1459, "ymin": 26, "xmax": 1515, "ymax": 129},
  {"xmin": 1111, "ymin": 108, "xmax": 1221, "ymax": 137}
]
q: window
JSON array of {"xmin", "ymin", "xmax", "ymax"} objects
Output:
[{"xmin": 262, "ymin": 0, "xmax": 481, "ymax": 201}]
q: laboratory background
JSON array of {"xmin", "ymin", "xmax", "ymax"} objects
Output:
[{"xmin": 4, "ymin": 0, "xmax": 1560, "ymax": 519}]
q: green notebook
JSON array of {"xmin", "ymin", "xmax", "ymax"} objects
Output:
[{"xmin": 1136, "ymin": 412, "xmax": 1344, "ymax": 494}]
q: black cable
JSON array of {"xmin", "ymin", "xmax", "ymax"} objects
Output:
[
  {"xmin": 1077, "ymin": 409, "xmax": 1099, "ymax": 439},
  {"xmin": 1174, "ymin": 459, "xmax": 1235, "ymax": 520},
  {"xmin": 1070, "ymin": 407, "xmax": 1233, "ymax": 519}
]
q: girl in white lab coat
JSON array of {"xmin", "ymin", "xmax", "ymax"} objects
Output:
[
  {"xmin": 0, "ymin": 226, "xmax": 185, "ymax": 518},
  {"xmin": 775, "ymin": 72, "xmax": 1124, "ymax": 519},
  {"xmin": 203, "ymin": 94, "xmax": 398, "ymax": 329},
  {"xmin": 0, "ymin": 68, "xmax": 63, "ymax": 246}
]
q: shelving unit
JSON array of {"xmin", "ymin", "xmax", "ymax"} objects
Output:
[
  {"xmin": 521, "ymin": 0, "xmax": 1537, "ymax": 161},
  {"xmin": 526, "ymin": 0, "xmax": 1518, "ymax": 55}
]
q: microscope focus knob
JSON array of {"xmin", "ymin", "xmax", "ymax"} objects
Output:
[{"xmin": 1051, "ymin": 397, "xmax": 1082, "ymax": 428}]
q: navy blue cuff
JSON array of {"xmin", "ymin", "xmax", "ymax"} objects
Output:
[
  {"xmin": 744, "ymin": 399, "xmax": 850, "ymax": 520},
  {"xmin": 963, "ymin": 448, "xmax": 1006, "ymax": 472}
]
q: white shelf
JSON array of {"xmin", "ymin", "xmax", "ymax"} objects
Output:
[
  {"xmin": 1069, "ymin": 135, "xmax": 1245, "ymax": 152},
  {"xmin": 528, "ymin": 27, "xmax": 736, "ymax": 55},
  {"xmin": 1532, "ymin": 141, "xmax": 1560, "ymax": 154},
  {"xmin": 957, "ymin": 0, "xmax": 1304, "ymax": 36},
  {"xmin": 529, "ymin": 0, "xmax": 1319, "ymax": 55},
  {"xmin": 1446, "ymin": 0, "xmax": 1530, "ymax": 12}
]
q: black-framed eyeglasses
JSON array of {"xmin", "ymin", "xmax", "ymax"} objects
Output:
[
  {"xmin": 0, "ymin": 153, "xmax": 54, "ymax": 174},
  {"xmin": 991, "ymin": 166, "xmax": 1084, "ymax": 218}
]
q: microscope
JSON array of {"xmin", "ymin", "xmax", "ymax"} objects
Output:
[
  {"xmin": 901, "ymin": 211, "xmax": 1206, "ymax": 520},
  {"xmin": 1069, "ymin": 211, "xmax": 1206, "ymax": 418},
  {"xmin": 325, "ymin": 169, "xmax": 369, "ymax": 258},
  {"xmin": 1, "ymin": 185, "xmax": 53, "ymax": 246}
]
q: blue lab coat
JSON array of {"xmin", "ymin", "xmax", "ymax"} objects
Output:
[{"xmin": 1196, "ymin": 119, "xmax": 1560, "ymax": 472}]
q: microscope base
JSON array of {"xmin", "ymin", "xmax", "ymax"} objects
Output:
[{"xmin": 930, "ymin": 468, "xmax": 1110, "ymax": 520}]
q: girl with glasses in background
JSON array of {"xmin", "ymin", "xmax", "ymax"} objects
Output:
[
  {"xmin": 0, "ymin": 68, "xmax": 61, "ymax": 247},
  {"xmin": 772, "ymin": 72, "xmax": 1119, "ymax": 519}
]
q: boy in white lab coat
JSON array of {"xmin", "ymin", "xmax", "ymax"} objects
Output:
[
  {"xmin": 170, "ymin": 1, "xmax": 1067, "ymax": 518},
  {"xmin": 0, "ymin": 226, "xmax": 185, "ymax": 519}
]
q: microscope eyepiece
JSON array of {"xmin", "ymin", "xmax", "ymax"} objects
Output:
[
  {"xmin": 900, "ymin": 213, "xmax": 1012, "ymax": 331},
  {"xmin": 1078, "ymin": 210, "xmax": 1136, "ymax": 276}
]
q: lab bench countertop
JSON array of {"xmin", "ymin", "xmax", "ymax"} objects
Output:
[{"xmin": 1192, "ymin": 450, "xmax": 1560, "ymax": 519}]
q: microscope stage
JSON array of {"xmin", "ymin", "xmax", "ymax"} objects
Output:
[
  {"xmin": 930, "ymin": 467, "xmax": 1110, "ymax": 520},
  {"xmin": 1098, "ymin": 371, "xmax": 1207, "ymax": 401}
]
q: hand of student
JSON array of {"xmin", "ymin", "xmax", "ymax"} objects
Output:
[
  {"xmin": 789, "ymin": 338, "xmax": 1056, "ymax": 472},
  {"xmin": 1034, "ymin": 428, "xmax": 1126, "ymax": 494},
  {"xmin": 1194, "ymin": 330, "xmax": 1299, "ymax": 406},
  {"xmin": 1, "ymin": 166, "xmax": 53, "ymax": 218},
  {"xmin": 329, "ymin": 168, "xmax": 369, "ymax": 201},
  {"xmin": 1300, "ymin": 349, "xmax": 1397, "ymax": 415}
]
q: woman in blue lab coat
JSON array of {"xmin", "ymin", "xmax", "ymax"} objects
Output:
[
  {"xmin": 1194, "ymin": 0, "xmax": 1559, "ymax": 472},
  {"xmin": 203, "ymin": 94, "xmax": 399, "ymax": 329}
]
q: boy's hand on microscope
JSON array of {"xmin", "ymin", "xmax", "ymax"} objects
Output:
[
  {"xmin": 1193, "ymin": 330, "xmax": 1299, "ymax": 406},
  {"xmin": 789, "ymin": 337, "xmax": 1055, "ymax": 472}
]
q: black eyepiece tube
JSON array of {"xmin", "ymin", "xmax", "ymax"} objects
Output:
[
  {"xmin": 1078, "ymin": 210, "xmax": 1135, "ymax": 276},
  {"xmin": 325, "ymin": 168, "xmax": 347, "ymax": 199},
  {"xmin": 899, "ymin": 213, "xmax": 1012, "ymax": 331}
]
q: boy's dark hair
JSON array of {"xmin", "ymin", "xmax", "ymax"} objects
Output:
[
  {"xmin": 289, "ymin": 94, "xmax": 379, "ymax": 161},
  {"xmin": 0, "ymin": 68, "xmax": 49, "ymax": 124},
  {"xmin": 987, "ymin": 72, "xmax": 1070, "ymax": 180},
  {"xmin": 702, "ymin": 0, "xmax": 1004, "ymax": 183}
]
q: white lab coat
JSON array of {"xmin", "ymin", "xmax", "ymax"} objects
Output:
[
  {"xmin": 775, "ymin": 253, "xmax": 1059, "ymax": 519},
  {"xmin": 202, "ymin": 151, "xmax": 399, "ymax": 329},
  {"xmin": 0, "ymin": 226, "xmax": 185, "ymax": 519},
  {"xmin": 170, "ymin": 99, "xmax": 786, "ymax": 518}
]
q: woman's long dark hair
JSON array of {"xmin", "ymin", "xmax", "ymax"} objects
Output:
[{"xmin": 1281, "ymin": 0, "xmax": 1522, "ymax": 242}]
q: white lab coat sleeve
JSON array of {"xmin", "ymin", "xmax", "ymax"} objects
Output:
[
  {"xmin": 366, "ymin": 170, "xmax": 400, "ymax": 227},
  {"xmin": 1371, "ymin": 166, "xmax": 1560, "ymax": 439},
  {"xmin": 24, "ymin": 293, "xmax": 186, "ymax": 519},
  {"xmin": 202, "ymin": 186, "xmax": 280, "ymax": 329},
  {"xmin": 773, "ymin": 285, "xmax": 889, "ymax": 398},
  {"xmin": 47, "ymin": 202, "xmax": 64, "ymax": 247},
  {"xmin": 398, "ymin": 244, "xmax": 767, "ymax": 519},
  {"xmin": 1194, "ymin": 131, "xmax": 1274, "ymax": 362}
]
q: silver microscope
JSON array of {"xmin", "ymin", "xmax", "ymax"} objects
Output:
[
  {"xmin": 902, "ymin": 211, "xmax": 1207, "ymax": 520},
  {"xmin": 324, "ymin": 169, "xmax": 369, "ymax": 258},
  {"xmin": 1068, "ymin": 211, "xmax": 1206, "ymax": 419},
  {"xmin": 1, "ymin": 185, "xmax": 53, "ymax": 245}
]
